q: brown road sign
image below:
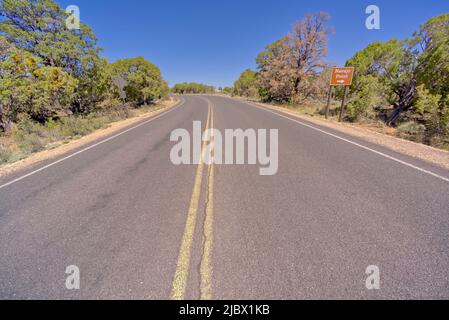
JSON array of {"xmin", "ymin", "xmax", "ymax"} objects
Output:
[{"xmin": 330, "ymin": 67, "xmax": 355, "ymax": 86}]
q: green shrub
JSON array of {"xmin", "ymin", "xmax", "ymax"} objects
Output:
[
  {"xmin": 0, "ymin": 144, "xmax": 14, "ymax": 164},
  {"xmin": 346, "ymin": 76, "xmax": 385, "ymax": 122},
  {"xmin": 22, "ymin": 134, "xmax": 46, "ymax": 154},
  {"xmin": 12, "ymin": 117, "xmax": 51, "ymax": 154},
  {"xmin": 398, "ymin": 121, "xmax": 426, "ymax": 135}
]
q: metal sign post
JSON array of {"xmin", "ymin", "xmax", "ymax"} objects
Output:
[{"xmin": 325, "ymin": 86, "xmax": 333, "ymax": 119}]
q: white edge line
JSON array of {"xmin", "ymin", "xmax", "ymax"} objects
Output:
[
  {"xmin": 240, "ymin": 99, "xmax": 449, "ymax": 183},
  {"xmin": 0, "ymin": 99, "xmax": 184, "ymax": 191}
]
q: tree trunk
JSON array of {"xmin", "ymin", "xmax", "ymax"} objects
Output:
[
  {"xmin": 294, "ymin": 77, "xmax": 301, "ymax": 97},
  {"xmin": 0, "ymin": 108, "xmax": 6, "ymax": 133},
  {"xmin": 386, "ymin": 80, "xmax": 417, "ymax": 126},
  {"xmin": 0, "ymin": 111, "xmax": 13, "ymax": 134}
]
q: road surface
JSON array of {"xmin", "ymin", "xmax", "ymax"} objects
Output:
[{"xmin": 1, "ymin": 95, "xmax": 448, "ymax": 299}]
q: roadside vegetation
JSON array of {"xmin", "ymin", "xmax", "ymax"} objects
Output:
[
  {"xmin": 172, "ymin": 82, "xmax": 215, "ymax": 94},
  {"xmin": 227, "ymin": 13, "xmax": 449, "ymax": 150},
  {"xmin": 0, "ymin": 0, "xmax": 170, "ymax": 165}
]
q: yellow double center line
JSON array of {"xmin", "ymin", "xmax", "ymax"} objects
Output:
[
  {"xmin": 171, "ymin": 99, "xmax": 215, "ymax": 300},
  {"xmin": 200, "ymin": 104, "xmax": 215, "ymax": 300}
]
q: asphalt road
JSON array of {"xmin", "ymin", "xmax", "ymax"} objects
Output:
[{"xmin": 1, "ymin": 95, "xmax": 448, "ymax": 299}]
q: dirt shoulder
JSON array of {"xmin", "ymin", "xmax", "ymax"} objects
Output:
[
  {"xmin": 0, "ymin": 98, "xmax": 180, "ymax": 178},
  {"xmin": 233, "ymin": 96, "xmax": 449, "ymax": 171}
]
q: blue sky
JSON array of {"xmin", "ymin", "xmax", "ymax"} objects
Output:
[{"xmin": 56, "ymin": 0, "xmax": 449, "ymax": 88}]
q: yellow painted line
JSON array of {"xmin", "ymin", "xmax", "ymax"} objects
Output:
[
  {"xmin": 200, "ymin": 104, "xmax": 215, "ymax": 300},
  {"xmin": 171, "ymin": 102, "xmax": 211, "ymax": 300}
]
